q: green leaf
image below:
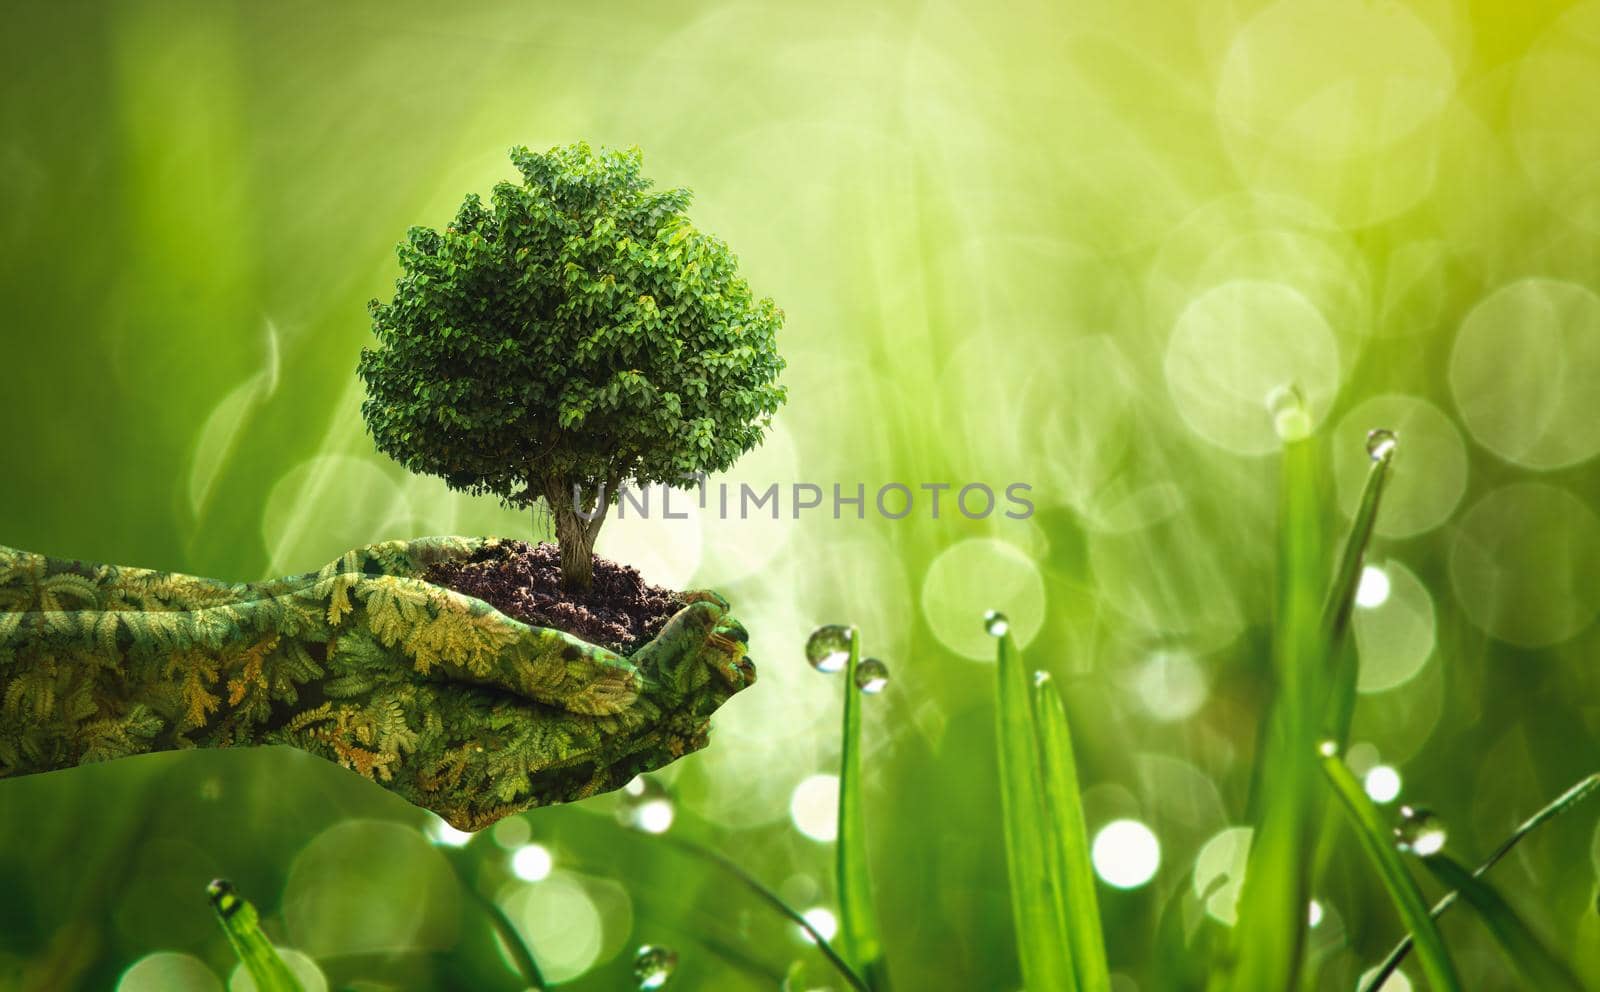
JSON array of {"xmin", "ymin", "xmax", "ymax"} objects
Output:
[
  {"xmin": 1417, "ymin": 853, "xmax": 1583, "ymax": 992},
  {"xmin": 1032, "ymin": 672, "xmax": 1110, "ymax": 992},
  {"xmin": 1320, "ymin": 753, "xmax": 1462, "ymax": 992}
]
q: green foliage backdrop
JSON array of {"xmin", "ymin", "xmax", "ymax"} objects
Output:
[{"xmin": 4, "ymin": 1, "xmax": 1600, "ymax": 989}]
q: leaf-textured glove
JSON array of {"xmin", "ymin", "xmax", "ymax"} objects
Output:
[{"xmin": 0, "ymin": 537, "xmax": 753, "ymax": 829}]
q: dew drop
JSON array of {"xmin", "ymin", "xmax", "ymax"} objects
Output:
[
  {"xmin": 1367, "ymin": 428, "xmax": 1399, "ymax": 463},
  {"xmin": 1394, "ymin": 805, "xmax": 1447, "ymax": 856},
  {"xmin": 1033, "ymin": 670, "xmax": 1052, "ymax": 688},
  {"xmin": 617, "ymin": 776, "xmax": 675, "ymax": 834},
  {"xmin": 1266, "ymin": 383, "xmax": 1312, "ymax": 441},
  {"xmin": 854, "ymin": 657, "xmax": 889, "ymax": 694},
  {"xmin": 805, "ymin": 625, "xmax": 854, "ymax": 674},
  {"xmin": 633, "ymin": 944, "xmax": 678, "ymax": 991},
  {"xmin": 1317, "ymin": 739, "xmax": 1340, "ymax": 758},
  {"xmin": 983, "ymin": 610, "xmax": 1011, "ymax": 637}
]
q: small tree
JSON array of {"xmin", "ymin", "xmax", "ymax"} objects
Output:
[{"xmin": 359, "ymin": 143, "xmax": 786, "ymax": 591}]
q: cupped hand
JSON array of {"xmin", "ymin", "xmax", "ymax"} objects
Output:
[{"xmin": 0, "ymin": 537, "xmax": 754, "ymax": 829}]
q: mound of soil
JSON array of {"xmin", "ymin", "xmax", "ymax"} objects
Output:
[{"xmin": 426, "ymin": 541, "xmax": 685, "ymax": 654}]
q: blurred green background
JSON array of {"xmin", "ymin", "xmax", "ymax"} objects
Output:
[{"xmin": 6, "ymin": 0, "xmax": 1600, "ymax": 989}]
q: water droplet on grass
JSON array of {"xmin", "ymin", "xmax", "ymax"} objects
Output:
[
  {"xmin": 618, "ymin": 776, "xmax": 675, "ymax": 834},
  {"xmin": 983, "ymin": 610, "xmax": 1010, "ymax": 636},
  {"xmin": 1394, "ymin": 805, "xmax": 1447, "ymax": 856},
  {"xmin": 1317, "ymin": 739, "xmax": 1340, "ymax": 758},
  {"xmin": 805, "ymin": 625, "xmax": 853, "ymax": 673},
  {"xmin": 854, "ymin": 657, "xmax": 889, "ymax": 693},
  {"xmin": 1367, "ymin": 427, "xmax": 1399, "ymax": 462},
  {"xmin": 633, "ymin": 944, "xmax": 678, "ymax": 990}
]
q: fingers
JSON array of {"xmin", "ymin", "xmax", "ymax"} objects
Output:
[{"xmin": 629, "ymin": 595, "xmax": 756, "ymax": 703}]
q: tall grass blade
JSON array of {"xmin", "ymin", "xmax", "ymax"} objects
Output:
[
  {"xmin": 1322, "ymin": 437, "xmax": 1394, "ymax": 744},
  {"xmin": 1228, "ymin": 428, "xmax": 1326, "ymax": 992},
  {"xmin": 206, "ymin": 879, "xmax": 305, "ymax": 992},
  {"xmin": 995, "ymin": 631, "xmax": 1076, "ymax": 991},
  {"xmin": 1320, "ymin": 753, "xmax": 1463, "ymax": 992},
  {"xmin": 1321, "ymin": 435, "xmax": 1394, "ymax": 647},
  {"xmin": 659, "ymin": 833, "xmax": 872, "ymax": 992},
  {"xmin": 837, "ymin": 626, "xmax": 890, "ymax": 989},
  {"xmin": 1362, "ymin": 772, "xmax": 1600, "ymax": 992},
  {"xmin": 1417, "ymin": 853, "xmax": 1584, "ymax": 992},
  {"xmin": 1032, "ymin": 671, "xmax": 1112, "ymax": 992}
]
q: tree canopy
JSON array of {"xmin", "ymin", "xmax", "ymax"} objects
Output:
[{"xmin": 359, "ymin": 143, "xmax": 786, "ymax": 589}]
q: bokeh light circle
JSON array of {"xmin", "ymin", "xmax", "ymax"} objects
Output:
[
  {"xmin": 1450, "ymin": 482, "xmax": 1600, "ymax": 648},
  {"xmin": 1333, "ymin": 395, "xmax": 1468, "ymax": 537},
  {"xmin": 117, "ymin": 953, "xmax": 222, "ymax": 992},
  {"xmin": 512, "ymin": 844, "xmax": 554, "ymax": 882},
  {"xmin": 1215, "ymin": 0, "xmax": 1456, "ymax": 225},
  {"xmin": 1193, "ymin": 826, "xmax": 1253, "ymax": 926},
  {"xmin": 283, "ymin": 820, "xmax": 460, "ymax": 957},
  {"xmin": 921, "ymin": 538, "xmax": 1046, "ymax": 661},
  {"xmin": 1353, "ymin": 560, "xmax": 1436, "ymax": 694},
  {"xmin": 497, "ymin": 873, "xmax": 607, "ymax": 984},
  {"xmin": 1364, "ymin": 765, "xmax": 1402, "ymax": 804},
  {"xmin": 1450, "ymin": 279, "xmax": 1600, "ymax": 470},
  {"xmin": 1164, "ymin": 280, "xmax": 1340, "ymax": 455},
  {"xmin": 1091, "ymin": 819, "xmax": 1161, "ymax": 889},
  {"xmin": 1512, "ymin": 2, "xmax": 1600, "ymax": 233},
  {"xmin": 790, "ymin": 774, "xmax": 840, "ymax": 842},
  {"xmin": 1130, "ymin": 651, "xmax": 1209, "ymax": 722},
  {"xmin": 1216, "ymin": 0, "xmax": 1454, "ymax": 160},
  {"xmin": 228, "ymin": 950, "xmax": 327, "ymax": 992}
]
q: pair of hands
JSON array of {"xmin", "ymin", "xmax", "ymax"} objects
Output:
[{"xmin": 0, "ymin": 537, "xmax": 753, "ymax": 829}]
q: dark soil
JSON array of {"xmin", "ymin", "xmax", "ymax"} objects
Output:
[{"xmin": 425, "ymin": 541, "xmax": 686, "ymax": 654}]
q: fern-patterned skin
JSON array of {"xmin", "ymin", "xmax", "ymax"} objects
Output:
[{"xmin": 0, "ymin": 537, "xmax": 754, "ymax": 829}]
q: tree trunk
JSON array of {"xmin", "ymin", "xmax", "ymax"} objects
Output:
[{"xmin": 545, "ymin": 475, "xmax": 607, "ymax": 593}]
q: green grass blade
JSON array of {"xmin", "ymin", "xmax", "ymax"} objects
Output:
[
  {"xmin": 995, "ymin": 630, "xmax": 1075, "ymax": 992},
  {"xmin": 1032, "ymin": 671, "xmax": 1111, "ymax": 992},
  {"xmin": 1319, "ymin": 753, "xmax": 1463, "ymax": 992},
  {"xmin": 1418, "ymin": 853, "xmax": 1584, "ymax": 992},
  {"xmin": 1321, "ymin": 434, "xmax": 1395, "ymax": 745},
  {"xmin": 206, "ymin": 879, "xmax": 305, "ymax": 992},
  {"xmin": 837, "ymin": 626, "xmax": 890, "ymax": 989},
  {"xmin": 1228, "ymin": 428, "xmax": 1325, "ymax": 992},
  {"xmin": 1363, "ymin": 773, "xmax": 1600, "ymax": 992},
  {"xmin": 1321, "ymin": 433, "xmax": 1394, "ymax": 648},
  {"xmin": 659, "ymin": 834, "xmax": 872, "ymax": 992}
]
